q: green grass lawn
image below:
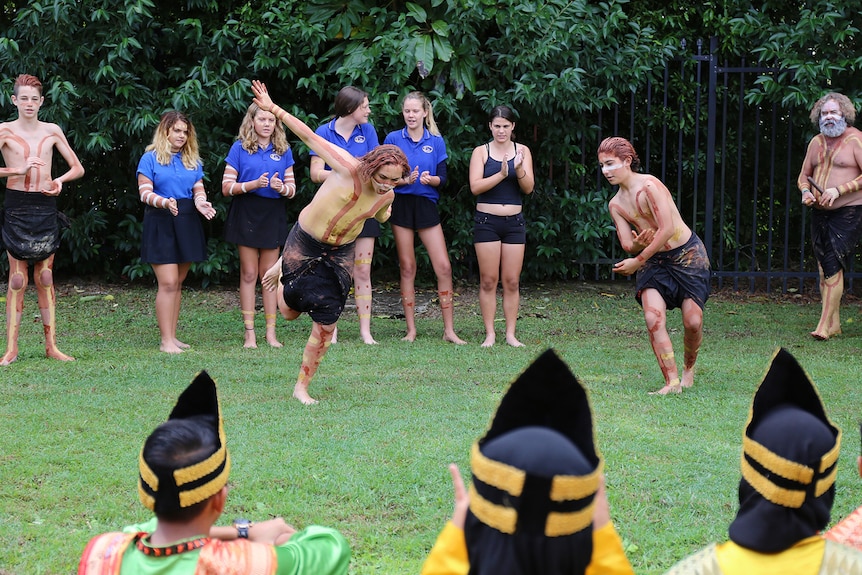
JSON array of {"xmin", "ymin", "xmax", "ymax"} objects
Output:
[{"xmin": 2, "ymin": 280, "xmax": 862, "ymax": 574}]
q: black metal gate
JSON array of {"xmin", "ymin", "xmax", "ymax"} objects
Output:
[{"xmin": 580, "ymin": 37, "xmax": 857, "ymax": 293}]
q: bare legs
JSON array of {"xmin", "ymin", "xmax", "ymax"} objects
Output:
[
  {"xmin": 393, "ymin": 224, "xmax": 465, "ymax": 344},
  {"xmin": 353, "ymin": 236, "xmax": 377, "ymax": 344},
  {"xmin": 811, "ymin": 266, "xmax": 843, "ymax": 340},
  {"xmin": 642, "ymin": 289, "xmax": 703, "ymax": 395},
  {"xmin": 294, "ymin": 321, "xmax": 336, "ymax": 404},
  {"xmin": 2, "ymin": 254, "xmax": 73, "ymax": 366},
  {"xmin": 263, "ymin": 256, "xmax": 331, "ymax": 405},
  {"xmin": 238, "ymin": 245, "xmax": 283, "ymax": 348},
  {"xmin": 152, "ymin": 262, "xmax": 191, "ymax": 354},
  {"xmin": 475, "ymin": 241, "xmax": 525, "ymax": 347},
  {"xmin": 1, "ymin": 255, "xmax": 26, "ymax": 366}
]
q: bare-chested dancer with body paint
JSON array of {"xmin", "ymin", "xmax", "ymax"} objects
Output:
[
  {"xmin": 0, "ymin": 74, "xmax": 84, "ymax": 366},
  {"xmin": 798, "ymin": 92, "xmax": 862, "ymax": 341},
  {"xmin": 252, "ymin": 81, "xmax": 409, "ymax": 405},
  {"xmin": 599, "ymin": 137, "xmax": 710, "ymax": 395}
]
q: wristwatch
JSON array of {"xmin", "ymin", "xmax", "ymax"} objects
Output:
[{"xmin": 233, "ymin": 518, "xmax": 252, "ymax": 539}]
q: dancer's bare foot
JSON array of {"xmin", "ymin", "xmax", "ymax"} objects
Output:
[
  {"xmin": 0, "ymin": 351, "xmax": 18, "ymax": 366},
  {"xmin": 649, "ymin": 378, "xmax": 682, "ymax": 395},
  {"xmin": 443, "ymin": 331, "xmax": 467, "ymax": 345},
  {"xmin": 292, "ymin": 383, "xmax": 318, "ymax": 405},
  {"xmin": 265, "ymin": 333, "xmax": 283, "ymax": 348},
  {"xmin": 481, "ymin": 334, "xmax": 495, "ymax": 348},
  {"xmin": 360, "ymin": 332, "xmax": 378, "ymax": 345},
  {"xmin": 160, "ymin": 342, "xmax": 185, "ymax": 354},
  {"xmin": 174, "ymin": 339, "xmax": 190, "ymax": 349},
  {"xmin": 681, "ymin": 369, "xmax": 694, "ymax": 389},
  {"xmin": 505, "ymin": 335, "xmax": 525, "ymax": 348},
  {"xmin": 811, "ymin": 328, "xmax": 841, "ymax": 340},
  {"xmin": 46, "ymin": 348, "xmax": 75, "ymax": 361},
  {"xmin": 402, "ymin": 329, "xmax": 417, "ymax": 342},
  {"xmin": 243, "ymin": 329, "xmax": 257, "ymax": 349}
]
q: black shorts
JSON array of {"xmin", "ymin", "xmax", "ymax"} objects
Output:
[
  {"xmin": 223, "ymin": 193, "xmax": 288, "ymax": 249},
  {"xmin": 473, "ymin": 211, "xmax": 526, "ymax": 244},
  {"xmin": 389, "ymin": 194, "xmax": 441, "ymax": 230},
  {"xmin": 357, "ymin": 218, "xmax": 381, "ymax": 238}
]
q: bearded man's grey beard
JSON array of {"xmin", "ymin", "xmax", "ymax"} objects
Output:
[{"xmin": 820, "ymin": 116, "xmax": 848, "ymax": 138}]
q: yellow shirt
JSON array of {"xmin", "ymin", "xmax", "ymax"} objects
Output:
[{"xmin": 420, "ymin": 521, "xmax": 634, "ymax": 575}]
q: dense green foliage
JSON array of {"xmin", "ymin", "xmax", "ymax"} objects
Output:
[{"xmin": 0, "ymin": 0, "xmax": 860, "ymax": 283}]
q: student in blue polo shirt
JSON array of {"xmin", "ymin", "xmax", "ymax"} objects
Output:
[
  {"xmin": 309, "ymin": 86, "xmax": 381, "ymax": 345},
  {"xmin": 384, "ymin": 92, "xmax": 466, "ymax": 345},
  {"xmin": 136, "ymin": 111, "xmax": 217, "ymax": 354},
  {"xmin": 222, "ymin": 103, "xmax": 297, "ymax": 349}
]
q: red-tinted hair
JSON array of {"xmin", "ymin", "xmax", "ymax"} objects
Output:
[
  {"xmin": 13, "ymin": 74, "xmax": 42, "ymax": 96},
  {"xmin": 357, "ymin": 144, "xmax": 409, "ymax": 181},
  {"xmin": 597, "ymin": 137, "xmax": 641, "ymax": 171}
]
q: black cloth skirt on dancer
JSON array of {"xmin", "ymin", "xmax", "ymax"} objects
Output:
[
  {"xmin": 223, "ymin": 193, "xmax": 288, "ymax": 249},
  {"xmin": 635, "ymin": 233, "xmax": 711, "ymax": 310},
  {"xmin": 1, "ymin": 189, "xmax": 66, "ymax": 262},
  {"xmin": 811, "ymin": 205, "xmax": 862, "ymax": 278},
  {"xmin": 281, "ymin": 223, "xmax": 355, "ymax": 326},
  {"xmin": 141, "ymin": 199, "xmax": 207, "ymax": 264}
]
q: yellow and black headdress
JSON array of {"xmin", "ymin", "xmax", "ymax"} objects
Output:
[
  {"xmin": 729, "ymin": 348, "xmax": 841, "ymax": 552},
  {"xmin": 137, "ymin": 371, "xmax": 231, "ymax": 515},
  {"xmin": 465, "ymin": 349, "xmax": 602, "ymax": 572}
]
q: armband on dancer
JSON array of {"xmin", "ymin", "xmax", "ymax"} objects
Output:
[
  {"xmin": 279, "ymin": 172, "xmax": 297, "ymax": 198},
  {"xmin": 193, "ymin": 183, "xmax": 207, "ymax": 206},
  {"xmin": 837, "ymin": 176, "xmax": 862, "ymax": 196},
  {"xmin": 139, "ymin": 183, "xmax": 169, "ymax": 209}
]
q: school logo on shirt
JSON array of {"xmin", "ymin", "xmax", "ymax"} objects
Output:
[
  {"xmin": 422, "ymin": 145, "xmax": 434, "ymax": 154},
  {"xmin": 270, "ymin": 153, "xmax": 282, "ymax": 161},
  {"xmin": 354, "ymin": 136, "xmax": 367, "ymax": 144}
]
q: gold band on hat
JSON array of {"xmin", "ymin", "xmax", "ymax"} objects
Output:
[
  {"xmin": 471, "ymin": 443, "xmax": 602, "ymax": 501},
  {"xmin": 468, "ymin": 484, "xmax": 595, "ymax": 537},
  {"xmin": 741, "ymin": 430, "xmax": 840, "ymax": 509}
]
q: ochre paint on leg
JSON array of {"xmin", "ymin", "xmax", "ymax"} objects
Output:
[
  {"xmin": 242, "ymin": 309, "xmax": 257, "ymax": 349},
  {"xmin": 293, "ymin": 322, "xmax": 335, "ymax": 405},
  {"xmin": 1, "ymin": 258, "xmax": 27, "ymax": 366},
  {"xmin": 681, "ymin": 300, "xmax": 703, "ymax": 389},
  {"xmin": 401, "ymin": 290, "xmax": 416, "ymax": 342},
  {"xmin": 812, "ymin": 270, "xmax": 843, "ymax": 340},
  {"xmin": 439, "ymin": 289, "xmax": 466, "ymax": 345},
  {"xmin": 34, "ymin": 258, "xmax": 74, "ymax": 362},
  {"xmin": 354, "ymin": 251, "xmax": 377, "ymax": 345},
  {"xmin": 641, "ymin": 292, "xmax": 680, "ymax": 395},
  {"xmin": 264, "ymin": 313, "xmax": 282, "ymax": 348}
]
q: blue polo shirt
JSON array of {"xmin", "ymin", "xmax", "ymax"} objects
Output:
[
  {"xmin": 384, "ymin": 127, "xmax": 447, "ymax": 203},
  {"xmin": 310, "ymin": 119, "xmax": 379, "ymax": 166},
  {"xmin": 136, "ymin": 151, "xmax": 204, "ymax": 200},
  {"xmin": 224, "ymin": 141, "xmax": 296, "ymax": 199}
]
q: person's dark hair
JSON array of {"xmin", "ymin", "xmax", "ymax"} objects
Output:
[
  {"xmin": 142, "ymin": 417, "xmax": 218, "ymax": 522},
  {"xmin": 489, "ymin": 105, "xmax": 517, "ymax": 124},
  {"xmin": 333, "ymin": 86, "xmax": 368, "ymax": 118}
]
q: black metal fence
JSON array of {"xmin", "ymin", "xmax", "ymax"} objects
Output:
[{"xmin": 574, "ymin": 37, "xmax": 857, "ymax": 294}]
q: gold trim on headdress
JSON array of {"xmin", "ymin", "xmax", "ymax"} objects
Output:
[
  {"xmin": 468, "ymin": 484, "xmax": 595, "ymax": 537},
  {"xmin": 137, "ymin": 371, "xmax": 231, "ymax": 512},
  {"xmin": 179, "ymin": 457, "xmax": 231, "ymax": 507},
  {"xmin": 738, "ymin": 348, "xmax": 842, "ymax": 509}
]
